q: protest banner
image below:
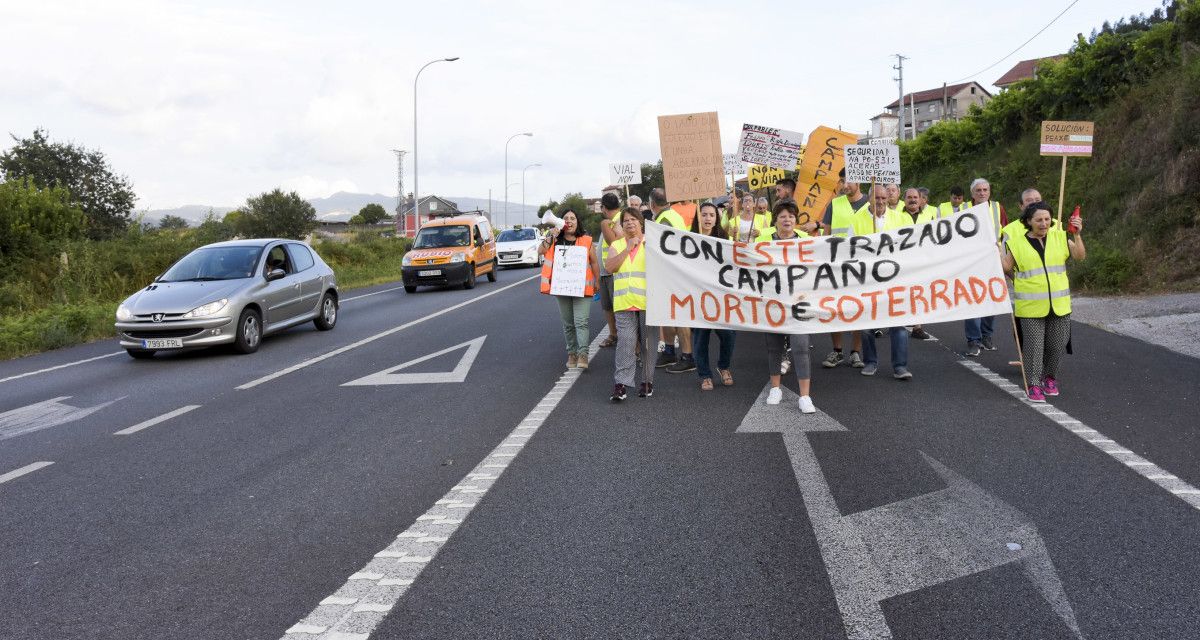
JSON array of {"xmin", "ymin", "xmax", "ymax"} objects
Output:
[
  {"xmin": 548, "ymin": 245, "xmax": 588, "ymax": 297},
  {"xmin": 658, "ymin": 112, "xmax": 725, "ymax": 202},
  {"xmin": 723, "ymin": 153, "xmax": 747, "ymax": 176},
  {"xmin": 1040, "ymin": 121, "xmax": 1095, "ymax": 222},
  {"xmin": 844, "ymin": 144, "xmax": 901, "ymax": 185},
  {"xmin": 609, "ymin": 162, "xmax": 642, "ymax": 186},
  {"xmin": 747, "ymin": 165, "xmax": 785, "ymax": 191},
  {"xmin": 796, "ymin": 126, "xmax": 859, "ymax": 229},
  {"xmin": 738, "ymin": 123, "xmax": 805, "ymax": 171},
  {"xmin": 645, "ymin": 203, "xmax": 1011, "ymax": 333}
]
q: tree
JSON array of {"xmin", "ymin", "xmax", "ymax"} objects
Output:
[
  {"xmin": 194, "ymin": 211, "xmax": 235, "ymax": 244},
  {"xmin": 357, "ymin": 203, "xmax": 388, "ymax": 225},
  {"xmin": 627, "ymin": 161, "xmax": 665, "ymax": 202},
  {"xmin": 237, "ymin": 189, "xmax": 317, "ymax": 239},
  {"xmin": 0, "ymin": 128, "xmax": 137, "ymax": 239},
  {"xmin": 0, "ymin": 178, "xmax": 86, "ymax": 259},
  {"xmin": 158, "ymin": 215, "xmax": 189, "ymax": 230},
  {"xmin": 348, "ymin": 214, "xmax": 366, "ymax": 225}
]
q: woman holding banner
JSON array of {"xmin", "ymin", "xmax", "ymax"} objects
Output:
[
  {"xmin": 1002, "ymin": 201, "xmax": 1086, "ymax": 402},
  {"xmin": 755, "ymin": 201, "xmax": 816, "ymax": 414},
  {"xmin": 690, "ymin": 203, "xmax": 736, "ymax": 390},
  {"xmin": 725, "ymin": 194, "xmax": 769, "ymax": 243},
  {"xmin": 605, "ymin": 207, "xmax": 657, "ymax": 401},
  {"xmin": 540, "ymin": 209, "xmax": 598, "ymax": 371}
]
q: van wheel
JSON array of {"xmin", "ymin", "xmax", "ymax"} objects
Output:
[
  {"xmin": 233, "ymin": 308, "xmax": 262, "ymax": 354},
  {"xmin": 487, "ymin": 259, "xmax": 497, "ymax": 282},
  {"xmin": 463, "ymin": 265, "xmax": 476, "ymax": 289}
]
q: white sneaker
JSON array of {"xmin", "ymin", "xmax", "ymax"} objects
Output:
[
  {"xmin": 798, "ymin": 395, "xmax": 816, "ymax": 414},
  {"xmin": 766, "ymin": 387, "xmax": 782, "ymax": 405}
]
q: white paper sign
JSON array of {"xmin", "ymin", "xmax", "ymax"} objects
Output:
[
  {"xmin": 609, "ymin": 162, "xmax": 642, "ymax": 186},
  {"xmin": 737, "ymin": 124, "xmax": 805, "ymax": 171},
  {"xmin": 645, "ymin": 204, "xmax": 1010, "ymax": 333},
  {"xmin": 844, "ymin": 144, "xmax": 901, "ymax": 184},
  {"xmin": 549, "ymin": 245, "xmax": 588, "ymax": 297},
  {"xmin": 723, "ymin": 153, "xmax": 747, "ymax": 175}
]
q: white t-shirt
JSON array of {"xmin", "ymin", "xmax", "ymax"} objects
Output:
[{"xmin": 738, "ymin": 218, "xmax": 753, "ymax": 242}]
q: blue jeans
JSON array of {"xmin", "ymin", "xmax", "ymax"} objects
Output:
[
  {"xmin": 964, "ymin": 315, "xmax": 995, "ymax": 344},
  {"xmin": 692, "ymin": 328, "xmax": 736, "ymax": 379},
  {"xmin": 861, "ymin": 327, "xmax": 908, "ymax": 372}
]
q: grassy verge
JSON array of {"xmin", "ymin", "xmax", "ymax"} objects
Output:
[{"xmin": 0, "ymin": 228, "xmax": 409, "ymax": 361}]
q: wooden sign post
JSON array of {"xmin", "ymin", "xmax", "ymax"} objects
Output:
[{"xmin": 1039, "ymin": 121, "xmax": 1095, "ymax": 223}]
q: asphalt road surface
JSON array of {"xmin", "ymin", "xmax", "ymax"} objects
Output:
[{"xmin": 2, "ymin": 270, "xmax": 1198, "ymax": 639}]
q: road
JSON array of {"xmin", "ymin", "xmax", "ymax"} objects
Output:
[{"xmin": 1, "ymin": 269, "xmax": 1198, "ymax": 639}]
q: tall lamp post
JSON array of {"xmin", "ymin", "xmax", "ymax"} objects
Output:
[
  {"xmin": 413, "ymin": 56, "xmax": 459, "ymax": 231},
  {"xmin": 504, "ymin": 132, "xmax": 533, "ymax": 228},
  {"xmin": 521, "ymin": 163, "xmax": 541, "ymax": 227}
]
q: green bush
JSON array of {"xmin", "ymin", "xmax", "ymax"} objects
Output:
[{"xmin": 0, "ymin": 178, "xmax": 86, "ymax": 260}]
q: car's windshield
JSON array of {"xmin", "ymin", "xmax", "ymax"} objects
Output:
[
  {"xmin": 498, "ymin": 229, "xmax": 537, "ymax": 242},
  {"xmin": 414, "ymin": 225, "xmax": 471, "ymax": 249},
  {"xmin": 160, "ymin": 246, "xmax": 263, "ymax": 282}
]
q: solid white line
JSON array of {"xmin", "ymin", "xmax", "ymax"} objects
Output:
[
  {"xmin": 340, "ymin": 286, "xmax": 405, "ymax": 302},
  {"xmin": 280, "ymin": 327, "xmax": 608, "ymax": 639},
  {"xmin": 113, "ymin": 405, "xmax": 201, "ymax": 435},
  {"xmin": 0, "ymin": 352, "xmax": 123, "ymax": 385},
  {"xmin": 0, "ymin": 461, "xmax": 54, "ymax": 485},
  {"xmin": 240, "ymin": 274, "xmax": 538, "ymax": 390}
]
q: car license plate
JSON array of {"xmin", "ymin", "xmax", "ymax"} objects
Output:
[
  {"xmin": 143, "ymin": 338, "xmax": 183, "ymax": 349},
  {"xmin": 418, "ymin": 269, "xmax": 442, "ymax": 276},
  {"xmin": 501, "ymin": 253, "xmax": 518, "ymax": 259}
]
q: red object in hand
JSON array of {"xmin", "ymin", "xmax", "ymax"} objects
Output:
[{"xmin": 1067, "ymin": 205, "xmax": 1082, "ymax": 233}]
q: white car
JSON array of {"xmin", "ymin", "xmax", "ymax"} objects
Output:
[{"xmin": 495, "ymin": 228, "xmax": 543, "ymax": 268}]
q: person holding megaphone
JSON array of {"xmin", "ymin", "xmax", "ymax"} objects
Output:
[{"xmin": 539, "ymin": 208, "xmax": 599, "ymax": 371}]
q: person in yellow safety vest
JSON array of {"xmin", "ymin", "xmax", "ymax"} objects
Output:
[
  {"xmin": 853, "ymin": 185, "xmax": 905, "ymax": 235},
  {"xmin": 1000, "ymin": 187, "xmax": 1043, "ymax": 245},
  {"xmin": 916, "ymin": 187, "xmax": 938, "ymax": 219},
  {"xmin": 818, "ymin": 168, "xmax": 869, "ymax": 369},
  {"xmin": 937, "ymin": 185, "xmax": 970, "ymax": 218},
  {"xmin": 725, "ymin": 193, "xmax": 772, "ymax": 242},
  {"xmin": 854, "ymin": 187, "xmax": 915, "ymax": 380},
  {"xmin": 963, "ymin": 177, "xmax": 1010, "ymax": 356},
  {"xmin": 1001, "ymin": 201, "xmax": 1087, "ymax": 403},
  {"xmin": 596, "ymin": 192, "xmax": 624, "ymax": 348},
  {"xmin": 899, "ymin": 188, "xmax": 937, "ymax": 341},
  {"xmin": 755, "ymin": 197, "xmax": 770, "ymax": 218},
  {"xmin": 885, "ymin": 183, "xmax": 903, "ymax": 215},
  {"xmin": 539, "ymin": 209, "xmax": 599, "ymax": 370},
  {"xmin": 605, "ymin": 207, "xmax": 656, "ymax": 401},
  {"xmin": 647, "ymin": 188, "xmax": 694, "ymax": 371}
]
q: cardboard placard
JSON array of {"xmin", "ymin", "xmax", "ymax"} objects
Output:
[
  {"xmin": 609, "ymin": 162, "xmax": 642, "ymax": 186},
  {"xmin": 723, "ymin": 153, "xmax": 747, "ymax": 176},
  {"xmin": 737, "ymin": 123, "xmax": 805, "ymax": 171},
  {"xmin": 844, "ymin": 144, "xmax": 901, "ymax": 184},
  {"xmin": 1040, "ymin": 121, "xmax": 1094, "ymax": 157},
  {"xmin": 796, "ymin": 126, "xmax": 860, "ymax": 228},
  {"xmin": 657, "ymin": 112, "xmax": 725, "ymax": 202},
  {"xmin": 548, "ymin": 245, "xmax": 588, "ymax": 297},
  {"xmin": 747, "ymin": 165, "xmax": 785, "ymax": 191}
]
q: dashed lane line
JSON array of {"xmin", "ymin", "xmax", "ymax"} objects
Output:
[
  {"xmin": 113, "ymin": 405, "xmax": 202, "ymax": 436},
  {"xmin": 238, "ymin": 275, "xmax": 538, "ymax": 390},
  {"xmin": 0, "ymin": 461, "xmax": 54, "ymax": 485},
  {"xmin": 280, "ymin": 328, "xmax": 607, "ymax": 639},
  {"xmin": 341, "ymin": 286, "xmax": 406, "ymax": 303},
  {"xmin": 0, "ymin": 352, "xmax": 123, "ymax": 385},
  {"xmin": 959, "ymin": 359, "xmax": 1200, "ymax": 510}
]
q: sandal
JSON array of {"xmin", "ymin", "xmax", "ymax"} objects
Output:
[
  {"xmin": 718, "ymin": 369, "xmax": 734, "ymax": 386},
  {"xmin": 700, "ymin": 377, "xmax": 714, "ymax": 391},
  {"xmin": 600, "ymin": 335, "xmax": 618, "ymax": 348}
]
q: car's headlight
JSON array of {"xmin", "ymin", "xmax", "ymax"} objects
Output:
[
  {"xmin": 116, "ymin": 305, "xmax": 134, "ymax": 321},
  {"xmin": 402, "ymin": 254, "xmax": 413, "ymax": 266},
  {"xmin": 450, "ymin": 253, "xmax": 466, "ymax": 263},
  {"xmin": 183, "ymin": 298, "xmax": 229, "ymax": 318}
]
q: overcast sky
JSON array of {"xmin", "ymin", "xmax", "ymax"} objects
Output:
[{"xmin": 0, "ymin": 0, "xmax": 1157, "ymax": 211}]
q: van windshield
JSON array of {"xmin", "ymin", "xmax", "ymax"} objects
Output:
[{"xmin": 414, "ymin": 225, "xmax": 471, "ymax": 249}]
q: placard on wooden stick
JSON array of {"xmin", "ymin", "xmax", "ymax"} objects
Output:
[
  {"xmin": 737, "ymin": 123, "xmax": 805, "ymax": 171},
  {"xmin": 609, "ymin": 162, "xmax": 642, "ymax": 186},
  {"xmin": 1040, "ymin": 121, "xmax": 1094, "ymax": 221},
  {"xmin": 844, "ymin": 144, "xmax": 901, "ymax": 184},
  {"xmin": 748, "ymin": 165, "xmax": 785, "ymax": 191},
  {"xmin": 796, "ymin": 126, "xmax": 859, "ymax": 228},
  {"xmin": 657, "ymin": 112, "xmax": 725, "ymax": 202}
]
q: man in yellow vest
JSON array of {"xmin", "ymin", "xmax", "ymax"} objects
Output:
[
  {"xmin": 648, "ymin": 188, "xmax": 694, "ymax": 371},
  {"xmin": 916, "ymin": 187, "xmax": 938, "ymax": 219},
  {"xmin": 854, "ymin": 186, "xmax": 914, "ymax": 379},
  {"xmin": 818, "ymin": 169, "xmax": 869, "ymax": 369},
  {"xmin": 964, "ymin": 178, "xmax": 1008, "ymax": 356},
  {"xmin": 596, "ymin": 192, "xmax": 624, "ymax": 347},
  {"xmin": 937, "ymin": 186, "xmax": 969, "ymax": 218},
  {"xmin": 899, "ymin": 188, "xmax": 937, "ymax": 340}
]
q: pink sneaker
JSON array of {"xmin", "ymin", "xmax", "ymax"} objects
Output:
[
  {"xmin": 1042, "ymin": 376, "xmax": 1060, "ymax": 396},
  {"xmin": 1027, "ymin": 385, "xmax": 1046, "ymax": 403}
]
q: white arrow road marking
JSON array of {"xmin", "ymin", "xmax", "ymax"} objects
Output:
[
  {"xmin": 280, "ymin": 328, "xmax": 607, "ymax": 640},
  {"xmin": 341, "ymin": 336, "xmax": 486, "ymax": 386},
  {"xmin": 737, "ymin": 384, "xmax": 1084, "ymax": 640},
  {"xmin": 0, "ymin": 396, "xmax": 122, "ymax": 441},
  {"xmin": 0, "ymin": 461, "xmax": 55, "ymax": 486}
]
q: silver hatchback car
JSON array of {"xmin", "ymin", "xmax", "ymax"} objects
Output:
[{"xmin": 115, "ymin": 239, "xmax": 339, "ymax": 358}]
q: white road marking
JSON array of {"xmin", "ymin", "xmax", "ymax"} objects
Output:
[
  {"xmin": 960, "ymin": 359, "xmax": 1200, "ymax": 510},
  {"xmin": 0, "ymin": 396, "xmax": 122, "ymax": 441},
  {"xmin": 341, "ymin": 286, "xmax": 406, "ymax": 302},
  {"xmin": 342, "ymin": 336, "xmax": 486, "ymax": 386},
  {"xmin": 0, "ymin": 461, "xmax": 55, "ymax": 485},
  {"xmin": 239, "ymin": 275, "xmax": 537, "ymax": 390},
  {"xmin": 281, "ymin": 328, "xmax": 607, "ymax": 640},
  {"xmin": 113, "ymin": 405, "xmax": 201, "ymax": 436},
  {"xmin": 0, "ymin": 351, "xmax": 123, "ymax": 385}
]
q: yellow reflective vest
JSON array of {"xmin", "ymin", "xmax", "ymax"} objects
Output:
[
  {"xmin": 976, "ymin": 201, "xmax": 1004, "ymax": 239},
  {"xmin": 725, "ymin": 211, "xmax": 772, "ymax": 242},
  {"xmin": 852, "ymin": 205, "xmax": 905, "ymax": 235},
  {"xmin": 609, "ymin": 236, "xmax": 647, "ymax": 311},
  {"xmin": 1007, "ymin": 229, "xmax": 1072, "ymax": 318},
  {"xmin": 828, "ymin": 195, "xmax": 857, "ymax": 237},
  {"xmin": 655, "ymin": 207, "xmax": 687, "ymax": 230},
  {"xmin": 999, "ymin": 219, "xmax": 1025, "ymax": 246},
  {"xmin": 755, "ymin": 228, "xmax": 811, "ymax": 242},
  {"xmin": 898, "ymin": 206, "xmax": 937, "ymax": 226},
  {"xmin": 937, "ymin": 201, "xmax": 970, "ymax": 218}
]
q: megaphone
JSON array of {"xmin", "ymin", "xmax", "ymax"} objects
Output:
[{"xmin": 541, "ymin": 210, "xmax": 565, "ymax": 230}]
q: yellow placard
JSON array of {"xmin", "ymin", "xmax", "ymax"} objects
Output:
[
  {"xmin": 796, "ymin": 126, "xmax": 859, "ymax": 226},
  {"xmin": 747, "ymin": 165, "xmax": 785, "ymax": 191}
]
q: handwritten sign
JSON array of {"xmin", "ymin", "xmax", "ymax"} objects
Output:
[
  {"xmin": 658, "ymin": 112, "xmax": 725, "ymax": 202},
  {"xmin": 549, "ymin": 245, "xmax": 588, "ymax": 297},
  {"xmin": 609, "ymin": 162, "xmax": 642, "ymax": 186},
  {"xmin": 1040, "ymin": 121, "xmax": 1094, "ymax": 157},
  {"xmin": 747, "ymin": 165, "xmax": 785, "ymax": 191},
  {"xmin": 844, "ymin": 144, "xmax": 901, "ymax": 184},
  {"xmin": 723, "ymin": 153, "xmax": 747, "ymax": 176},
  {"xmin": 738, "ymin": 123, "xmax": 805, "ymax": 171},
  {"xmin": 796, "ymin": 126, "xmax": 859, "ymax": 229},
  {"xmin": 644, "ymin": 204, "xmax": 1010, "ymax": 333}
]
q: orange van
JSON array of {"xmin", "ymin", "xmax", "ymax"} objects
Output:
[{"xmin": 401, "ymin": 214, "xmax": 497, "ymax": 292}]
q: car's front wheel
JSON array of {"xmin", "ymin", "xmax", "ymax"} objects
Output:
[
  {"xmin": 233, "ymin": 308, "xmax": 262, "ymax": 354},
  {"xmin": 463, "ymin": 265, "xmax": 476, "ymax": 289},
  {"xmin": 126, "ymin": 349, "xmax": 155, "ymax": 360},
  {"xmin": 314, "ymin": 292, "xmax": 337, "ymax": 330},
  {"xmin": 487, "ymin": 259, "xmax": 497, "ymax": 282}
]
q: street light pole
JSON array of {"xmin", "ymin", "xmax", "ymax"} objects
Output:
[
  {"xmin": 522, "ymin": 163, "xmax": 541, "ymax": 227},
  {"xmin": 504, "ymin": 132, "xmax": 533, "ymax": 229},
  {"xmin": 413, "ymin": 56, "xmax": 459, "ymax": 231}
]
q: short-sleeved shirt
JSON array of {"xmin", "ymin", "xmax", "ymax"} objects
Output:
[{"xmin": 822, "ymin": 194, "xmax": 869, "ymax": 226}]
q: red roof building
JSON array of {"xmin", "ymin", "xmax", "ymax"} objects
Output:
[{"xmin": 994, "ymin": 55, "xmax": 1066, "ymax": 89}]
